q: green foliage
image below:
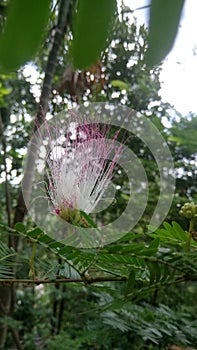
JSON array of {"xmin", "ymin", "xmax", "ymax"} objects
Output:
[
  {"xmin": 71, "ymin": 0, "xmax": 116, "ymax": 69},
  {"xmin": 145, "ymin": 0, "xmax": 185, "ymax": 67},
  {"xmin": 169, "ymin": 112, "xmax": 197, "ymax": 157},
  {"xmin": 111, "ymin": 79, "xmax": 129, "ymax": 92},
  {"xmin": 45, "ymin": 333, "xmax": 83, "ymax": 350},
  {"xmin": 22, "ymin": 283, "xmax": 197, "ymax": 350},
  {"xmin": 0, "ymin": 2, "xmax": 196, "ymax": 349},
  {"xmin": 0, "ymin": 0, "xmax": 185, "ymax": 72},
  {"xmin": 98, "ymin": 302, "xmax": 197, "ymax": 348},
  {"xmin": 104, "ymin": 15, "xmax": 161, "ymax": 110},
  {"xmin": 0, "ymin": 240, "xmax": 18, "ymax": 278},
  {"xmin": 148, "ymin": 221, "xmax": 192, "ymax": 247},
  {"xmin": 12, "ymin": 219, "xmax": 197, "ymax": 305},
  {"xmin": 0, "ymin": 0, "xmax": 51, "ymax": 71}
]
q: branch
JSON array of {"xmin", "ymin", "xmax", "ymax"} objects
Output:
[
  {"xmin": 0, "ymin": 276, "xmax": 127, "ymax": 285},
  {"xmin": 125, "ymin": 277, "xmax": 186, "ymax": 300},
  {"xmin": 1, "ymin": 273, "xmax": 197, "ymax": 286},
  {"xmin": 10, "ymin": 328, "xmax": 24, "ymax": 350},
  {"xmin": 36, "ymin": 0, "xmax": 74, "ymax": 123}
]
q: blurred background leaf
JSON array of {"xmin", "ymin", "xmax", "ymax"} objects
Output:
[
  {"xmin": 145, "ymin": 0, "xmax": 185, "ymax": 67},
  {"xmin": 71, "ymin": 0, "xmax": 117, "ymax": 69},
  {"xmin": 0, "ymin": 0, "xmax": 51, "ymax": 71}
]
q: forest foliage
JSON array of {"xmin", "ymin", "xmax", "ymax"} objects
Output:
[{"xmin": 0, "ymin": 1, "xmax": 197, "ymax": 350}]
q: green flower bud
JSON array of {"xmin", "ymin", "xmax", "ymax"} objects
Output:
[{"xmin": 179, "ymin": 202, "xmax": 197, "ymax": 219}]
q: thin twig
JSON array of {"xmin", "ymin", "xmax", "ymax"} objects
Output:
[
  {"xmin": 0, "ymin": 276, "xmax": 127, "ymax": 285},
  {"xmin": 185, "ymin": 218, "xmax": 195, "ymax": 252}
]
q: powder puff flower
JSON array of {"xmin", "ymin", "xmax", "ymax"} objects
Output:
[{"xmin": 43, "ymin": 117, "xmax": 123, "ymax": 226}]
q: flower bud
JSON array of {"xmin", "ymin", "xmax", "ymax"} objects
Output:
[{"xmin": 179, "ymin": 202, "xmax": 197, "ymax": 219}]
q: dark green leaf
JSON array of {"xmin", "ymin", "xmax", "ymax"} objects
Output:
[
  {"xmin": 58, "ymin": 246, "xmax": 76, "ymax": 255},
  {"xmin": 71, "ymin": 0, "xmax": 116, "ymax": 69},
  {"xmin": 14, "ymin": 222, "xmax": 26, "ymax": 233},
  {"xmin": 148, "ymin": 237, "xmax": 160, "ymax": 250},
  {"xmin": 0, "ymin": 0, "xmax": 51, "ymax": 71},
  {"xmin": 80, "ymin": 210, "xmax": 97, "ymax": 228},
  {"xmin": 26, "ymin": 227, "xmax": 44, "ymax": 239},
  {"xmin": 65, "ymin": 250, "xmax": 81, "ymax": 261},
  {"xmin": 36, "ymin": 234, "xmax": 53, "ymax": 244},
  {"xmin": 147, "ymin": 261, "xmax": 161, "ymax": 285},
  {"xmin": 145, "ymin": 0, "xmax": 185, "ymax": 67},
  {"xmin": 48, "ymin": 241, "xmax": 65, "ymax": 249},
  {"xmin": 125, "ymin": 270, "xmax": 135, "ymax": 296},
  {"xmin": 106, "ymin": 243, "xmax": 145, "ymax": 254}
]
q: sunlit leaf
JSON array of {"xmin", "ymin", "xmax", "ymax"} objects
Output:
[
  {"xmin": 71, "ymin": 0, "xmax": 116, "ymax": 69},
  {"xmin": 0, "ymin": 87, "xmax": 12, "ymax": 96},
  {"xmin": 148, "ymin": 237, "xmax": 160, "ymax": 251},
  {"xmin": 145, "ymin": 0, "xmax": 185, "ymax": 67},
  {"xmin": 148, "ymin": 221, "xmax": 197, "ymax": 248},
  {"xmin": 0, "ymin": 0, "xmax": 51, "ymax": 71},
  {"xmin": 111, "ymin": 80, "xmax": 129, "ymax": 91}
]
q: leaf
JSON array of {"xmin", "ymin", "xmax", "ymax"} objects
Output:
[
  {"xmin": 14, "ymin": 222, "xmax": 26, "ymax": 233},
  {"xmin": 106, "ymin": 243, "xmax": 145, "ymax": 254},
  {"xmin": 117, "ymin": 232, "xmax": 143, "ymax": 243},
  {"xmin": 0, "ymin": 241, "xmax": 17, "ymax": 278},
  {"xmin": 0, "ymin": 87, "xmax": 12, "ymax": 96},
  {"xmin": 125, "ymin": 270, "xmax": 135, "ymax": 296},
  {"xmin": 95, "ymin": 252, "xmax": 146, "ymax": 278},
  {"xmin": 147, "ymin": 261, "xmax": 161, "ymax": 285},
  {"xmin": 148, "ymin": 221, "xmax": 192, "ymax": 247},
  {"xmin": 145, "ymin": 0, "xmax": 185, "ymax": 67},
  {"xmin": 71, "ymin": 0, "xmax": 116, "ymax": 69},
  {"xmin": 101, "ymin": 311, "xmax": 130, "ymax": 332},
  {"xmin": 34, "ymin": 258, "xmax": 59, "ymax": 280},
  {"xmin": 111, "ymin": 80, "xmax": 129, "ymax": 91},
  {"xmin": 148, "ymin": 237, "xmax": 160, "ymax": 251},
  {"xmin": 59, "ymin": 262, "xmax": 81, "ymax": 279},
  {"xmin": 0, "ymin": 0, "xmax": 51, "ymax": 71},
  {"xmin": 18, "ymin": 225, "xmax": 82, "ymax": 265},
  {"xmin": 80, "ymin": 210, "xmax": 97, "ymax": 228}
]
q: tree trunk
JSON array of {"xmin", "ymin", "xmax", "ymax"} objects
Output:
[{"xmin": 0, "ymin": 285, "xmax": 11, "ymax": 350}]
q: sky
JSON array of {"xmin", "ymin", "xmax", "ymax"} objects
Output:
[{"xmin": 123, "ymin": 0, "xmax": 197, "ymax": 116}]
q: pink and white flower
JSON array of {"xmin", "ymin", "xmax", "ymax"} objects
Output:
[{"xmin": 43, "ymin": 117, "xmax": 123, "ymax": 225}]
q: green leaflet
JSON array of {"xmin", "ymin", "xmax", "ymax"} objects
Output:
[
  {"xmin": 147, "ymin": 261, "xmax": 161, "ymax": 285},
  {"xmin": 71, "ymin": 0, "xmax": 116, "ymax": 69},
  {"xmin": 125, "ymin": 270, "xmax": 135, "ymax": 296},
  {"xmin": 0, "ymin": 0, "xmax": 51, "ymax": 71},
  {"xmin": 80, "ymin": 210, "xmax": 97, "ymax": 228},
  {"xmin": 0, "ymin": 241, "xmax": 18, "ymax": 278},
  {"xmin": 145, "ymin": 0, "xmax": 185, "ymax": 67},
  {"xmin": 148, "ymin": 221, "xmax": 197, "ymax": 247},
  {"xmin": 111, "ymin": 80, "xmax": 129, "ymax": 92},
  {"xmin": 14, "ymin": 222, "xmax": 26, "ymax": 233}
]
